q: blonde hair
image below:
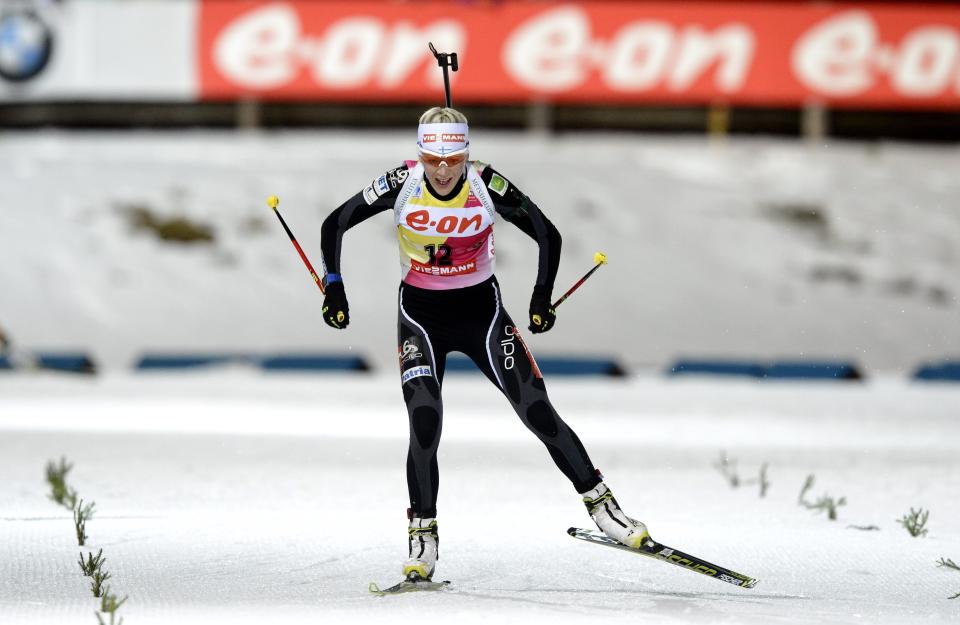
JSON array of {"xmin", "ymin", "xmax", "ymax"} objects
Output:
[{"xmin": 419, "ymin": 107, "xmax": 468, "ymax": 125}]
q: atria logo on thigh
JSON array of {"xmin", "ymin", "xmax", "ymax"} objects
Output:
[{"xmin": 402, "ymin": 365, "xmax": 432, "ymax": 384}]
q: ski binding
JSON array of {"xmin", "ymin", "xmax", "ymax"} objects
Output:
[{"xmin": 369, "ymin": 578, "xmax": 451, "ymax": 595}]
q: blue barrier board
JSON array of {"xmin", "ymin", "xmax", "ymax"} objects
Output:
[
  {"xmin": 259, "ymin": 355, "xmax": 370, "ymax": 371},
  {"xmin": 445, "ymin": 355, "xmax": 625, "ymax": 376},
  {"xmin": 763, "ymin": 362, "xmax": 862, "ymax": 380},
  {"xmin": 913, "ymin": 362, "xmax": 960, "ymax": 381},
  {"xmin": 668, "ymin": 360, "xmax": 766, "ymax": 378},
  {"xmin": 136, "ymin": 354, "xmax": 245, "ymax": 369},
  {"xmin": 668, "ymin": 359, "xmax": 862, "ymax": 381},
  {"xmin": 136, "ymin": 353, "xmax": 371, "ymax": 372}
]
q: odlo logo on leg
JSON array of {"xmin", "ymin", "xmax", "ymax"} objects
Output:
[
  {"xmin": 400, "ymin": 338, "xmax": 422, "ymax": 364},
  {"xmin": 501, "ymin": 325, "xmax": 516, "ymax": 370}
]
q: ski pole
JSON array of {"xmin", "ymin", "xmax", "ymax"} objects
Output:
[
  {"xmin": 267, "ymin": 195, "xmax": 325, "ymax": 295},
  {"xmin": 552, "ymin": 252, "xmax": 608, "ymax": 309}
]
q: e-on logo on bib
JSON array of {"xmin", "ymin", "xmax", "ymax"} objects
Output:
[{"xmin": 405, "ymin": 210, "xmax": 483, "ymax": 234}]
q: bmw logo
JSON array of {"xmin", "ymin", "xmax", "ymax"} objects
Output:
[{"xmin": 0, "ymin": 9, "xmax": 54, "ymax": 83}]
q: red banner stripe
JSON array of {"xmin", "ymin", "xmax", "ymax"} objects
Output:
[{"xmin": 198, "ymin": 1, "xmax": 960, "ymax": 110}]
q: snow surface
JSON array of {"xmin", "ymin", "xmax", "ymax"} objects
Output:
[
  {"xmin": 0, "ymin": 131, "xmax": 958, "ymax": 373},
  {"xmin": 2, "ymin": 371, "xmax": 960, "ymax": 624},
  {"xmin": 2, "ymin": 129, "xmax": 959, "ymax": 624}
]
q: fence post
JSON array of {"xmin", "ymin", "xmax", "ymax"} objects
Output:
[
  {"xmin": 236, "ymin": 98, "xmax": 261, "ymax": 129},
  {"xmin": 527, "ymin": 98, "xmax": 553, "ymax": 134},
  {"xmin": 802, "ymin": 99, "xmax": 829, "ymax": 141},
  {"xmin": 707, "ymin": 102, "xmax": 730, "ymax": 143}
]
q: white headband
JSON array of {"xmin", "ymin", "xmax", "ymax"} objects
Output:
[{"xmin": 417, "ymin": 122, "xmax": 469, "ymax": 156}]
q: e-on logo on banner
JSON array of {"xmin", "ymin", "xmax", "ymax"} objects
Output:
[{"xmin": 0, "ymin": 8, "xmax": 54, "ymax": 82}]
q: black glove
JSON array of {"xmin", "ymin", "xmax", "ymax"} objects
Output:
[
  {"xmin": 322, "ymin": 281, "xmax": 350, "ymax": 329},
  {"xmin": 528, "ymin": 285, "xmax": 556, "ymax": 334}
]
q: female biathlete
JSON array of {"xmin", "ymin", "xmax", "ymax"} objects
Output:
[{"xmin": 319, "ymin": 107, "xmax": 647, "ymax": 582}]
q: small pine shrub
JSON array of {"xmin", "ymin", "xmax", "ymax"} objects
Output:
[
  {"xmin": 798, "ymin": 474, "xmax": 815, "ymax": 505},
  {"xmin": 758, "ymin": 463, "xmax": 770, "ymax": 498},
  {"xmin": 78, "ymin": 549, "xmax": 105, "ymax": 577},
  {"xmin": 46, "ymin": 457, "xmax": 77, "ymax": 509},
  {"xmin": 897, "ymin": 507, "xmax": 929, "ymax": 537},
  {"xmin": 73, "ymin": 499, "xmax": 96, "ymax": 546},
  {"xmin": 798, "ymin": 474, "xmax": 846, "ymax": 520},
  {"xmin": 95, "ymin": 588, "xmax": 127, "ymax": 625},
  {"xmin": 713, "ymin": 451, "xmax": 740, "ymax": 488},
  {"xmin": 809, "ymin": 495, "xmax": 846, "ymax": 521},
  {"xmin": 715, "ymin": 453, "xmax": 770, "ymax": 497},
  {"xmin": 90, "ymin": 569, "xmax": 112, "ymax": 598},
  {"xmin": 936, "ymin": 557, "xmax": 959, "ymax": 599}
]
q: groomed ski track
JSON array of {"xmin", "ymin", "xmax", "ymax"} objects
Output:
[{"xmin": 2, "ymin": 372, "xmax": 959, "ymax": 624}]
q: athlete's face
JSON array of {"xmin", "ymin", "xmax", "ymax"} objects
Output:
[{"xmin": 420, "ymin": 152, "xmax": 467, "ymax": 195}]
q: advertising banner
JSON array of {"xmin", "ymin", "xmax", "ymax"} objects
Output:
[
  {"xmin": 198, "ymin": 1, "xmax": 960, "ymax": 109},
  {"xmin": 0, "ymin": 0, "xmax": 195, "ymax": 101}
]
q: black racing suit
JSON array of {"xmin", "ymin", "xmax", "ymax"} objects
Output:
[{"xmin": 321, "ymin": 163, "xmax": 601, "ymax": 517}]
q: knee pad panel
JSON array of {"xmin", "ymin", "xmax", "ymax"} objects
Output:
[
  {"xmin": 411, "ymin": 406, "xmax": 441, "ymax": 449},
  {"xmin": 526, "ymin": 400, "xmax": 558, "ymax": 437}
]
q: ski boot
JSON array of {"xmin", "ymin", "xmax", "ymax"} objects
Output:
[
  {"xmin": 581, "ymin": 482, "xmax": 650, "ymax": 548},
  {"xmin": 402, "ymin": 516, "xmax": 438, "ymax": 581}
]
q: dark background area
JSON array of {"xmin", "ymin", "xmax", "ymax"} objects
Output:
[{"xmin": 3, "ymin": 101, "xmax": 960, "ymax": 142}]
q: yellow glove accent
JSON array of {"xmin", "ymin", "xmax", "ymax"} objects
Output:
[{"xmin": 323, "ymin": 306, "xmax": 342, "ymax": 328}]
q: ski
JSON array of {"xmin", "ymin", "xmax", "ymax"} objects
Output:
[
  {"xmin": 368, "ymin": 579, "xmax": 451, "ymax": 596},
  {"xmin": 567, "ymin": 527, "xmax": 758, "ymax": 589}
]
